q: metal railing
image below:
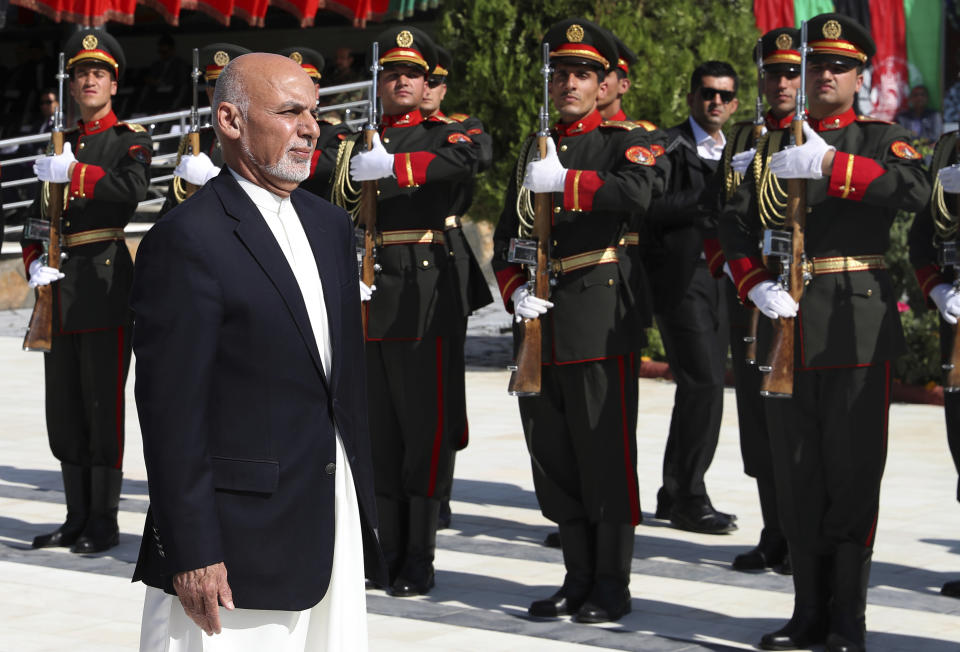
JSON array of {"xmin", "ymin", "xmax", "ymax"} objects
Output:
[{"xmin": 1, "ymin": 79, "xmax": 372, "ymax": 244}]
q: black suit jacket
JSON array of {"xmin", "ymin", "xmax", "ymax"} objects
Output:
[
  {"xmin": 643, "ymin": 119, "xmax": 719, "ymax": 312},
  {"xmin": 131, "ymin": 169, "xmax": 385, "ymax": 611}
]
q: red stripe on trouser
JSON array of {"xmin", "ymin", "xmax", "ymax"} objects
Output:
[
  {"xmin": 617, "ymin": 355, "xmax": 641, "ymax": 525},
  {"xmin": 427, "ymin": 336, "xmax": 444, "ymax": 497},
  {"xmin": 865, "ymin": 360, "xmax": 891, "ymax": 548},
  {"xmin": 114, "ymin": 326, "xmax": 124, "ymax": 470}
]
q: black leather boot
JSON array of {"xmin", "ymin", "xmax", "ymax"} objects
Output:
[
  {"xmin": 375, "ymin": 496, "xmax": 407, "ymax": 587},
  {"xmin": 575, "ymin": 523, "xmax": 634, "ymax": 624},
  {"xmin": 71, "ymin": 467, "xmax": 121, "ymax": 553},
  {"xmin": 734, "ymin": 477, "xmax": 788, "ymax": 571},
  {"xmin": 759, "ymin": 551, "xmax": 829, "ymax": 650},
  {"xmin": 33, "ymin": 463, "xmax": 90, "ymax": 549},
  {"xmin": 825, "ymin": 544, "xmax": 871, "ymax": 652},
  {"xmin": 529, "ymin": 521, "xmax": 594, "ymax": 617},
  {"xmin": 389, "ymin": 496, "xmax": 440, "ymax": 597}
]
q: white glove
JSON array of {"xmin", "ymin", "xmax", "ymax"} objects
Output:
[
  {"xmin": 522, "ymin": 138, "xmax": 567, "ymax": 194},
  {"xmin": 359, "ymin": 281, "xmax": 375, "ymax": 302},
  {"xmin": 511, "ymin": 286, "xmax": 554, "ymax": 323},
  {"xmin": 731, "ymin": 148, "xmax": 756, "ymax": 174},
  {"xmin": 28, "ymin": 258, "xmax": 65, "ymax": 288},
  {"xmin": 769, "ymin": 122, "xmax": 835, "ymax": 180},
  {"xmin": 350, "ymin": 132, "xmax": 395, "ymax": 182},
  {"xmin": 939, "ymin": 164, "xmax": 960, "ymax": 193},
  {"xmin": 33, "ymin": 142, "xmax": 76, "ymax": 183},
  {"xmin": 174, "ymin": 152, "xmax": 220, "ymax": 186},
  {"xmin": 930, "ymin": 283, "xmax": 960, "ymax": 325},
  {"xmin": 747, "ymin": 280, "xmax": 799, "ymax": 319},
  {"xmin": 722, "ymin": 262, "xmax": 734, "ymax": 282}
]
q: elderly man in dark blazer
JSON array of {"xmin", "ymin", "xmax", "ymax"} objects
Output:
[{"xmin": 132, "ymin": 52, "xmax": 383, "ymax": 651}]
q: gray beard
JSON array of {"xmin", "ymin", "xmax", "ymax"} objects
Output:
[{"xmin": 240, "ymin": 139, "xmax": 310, "ymax": 184}]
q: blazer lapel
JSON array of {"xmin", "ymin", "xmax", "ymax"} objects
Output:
[{"xmin": 212, "ymin": 171, "xmax": 329, "ymax": 388}]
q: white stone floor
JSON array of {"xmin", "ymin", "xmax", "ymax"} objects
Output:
[{"xmin": 1, "ymin": 320, "xmax": 960, "ymax": 650}]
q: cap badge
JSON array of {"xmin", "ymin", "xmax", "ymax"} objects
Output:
[
  {"xmin": 82, "ymin": 34, "xmax": 99, "ymax": 50},
  {"xmin": 823, "ymin": 19, "xmax": 842, "ymax": 40},
  {"xmin": 214, "ymin": 51, "xmax": 230, "ymax": 66},
  {"xmin": 290, "ymin": 51, "xmax": 303, "ymax": 64},
  {"xmin": 566, "ymin": 24, "xmax": 585, "ymax": 43},
  {"xmin": 776, "ymin": 33, "xmax": 793, "ymax": 50},
  {"xmin": 397, "ymin": 30, "xmax": 414, "ymax": 48}
]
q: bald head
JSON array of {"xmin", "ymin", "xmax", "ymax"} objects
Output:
[{"xmin": 214, "ymin": 53, "xmax": 320, "ymax": 197}]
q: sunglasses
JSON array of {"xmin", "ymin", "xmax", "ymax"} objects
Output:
[
  {"xmin": 698, "ymin": 87, "xmax": 736, "ymax": 103},
  {"xmin": 426, "ymin": 76, "xmax": 446, "ymax": 89}
]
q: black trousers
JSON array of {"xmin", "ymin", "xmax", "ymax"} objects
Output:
[
  {"xmin": 44, "ymin": 326, "xmax": 131, "ymax": 469},
  {"xmin": 939, "ymin": 317, "xmax": 960, "ymax": 502},
  {"xmin": 518, "ymin": 356, "xmax": 640, "ymax": 526},
  {"xmin": 655, "ymin": 262, "xmax": 729, "ymax": 502},
  {"xmin": 367, "ymin": 337, "xmax": 456, "ymax": 500},
  {"xmin": 765, "ymin": 362, "xmax": 892, "ymax": 554}
]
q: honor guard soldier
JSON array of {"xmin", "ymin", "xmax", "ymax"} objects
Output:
[
  {"xmin": 333, "ymin": 26, "xmax": 479, "ymax": 597},
  {"xmin": 279, "ymin": 46, "xmax": 352, "ymax": 200},
  {"xmin": 160, "ymin": 43, "xmax": 250, "ymax": 216},
  {"xmin": 492, "ymin": 18, "xmax": 664, "ymax": 623},
  {"xmin": 719, "ymin": 14, "xmax": 929, "ymax": 651},
  {"xmin": 709, "ymin": 27, "xmax": 803, "ymax": 574},
  {"xmin": 420, "ymin": 45, "xmax": 495, "ymax": 530},
  {"xmin": 25, "ymin": 29, "xmax": 151, "ymax": 554},
  {"xmin": 908, "ymin": 131, "xmax": 960, "ymax": 599}
]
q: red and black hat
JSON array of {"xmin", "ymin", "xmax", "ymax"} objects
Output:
[
  {"xmin": 755, "ymin": 27, "xmax": 801, "ymax": 75},
  {"xmin": 432, "ymin": 46, "xmax": 452, "ymax": 81},
  {"xmin": 200, "ymin": 43, "xmax": 251, "ymax": 84},
  {"xmin": 374, "ymin": 26, "xmax": 438, "ymax": 74},
  {"xmin": 543, "ymin": 18, "xmax": 618, "ymax": 72},
  {"xmin": 806, "ymin": 13, "xmax": 875, "ymax": 67},
  {"xmin": 65, "ymin": 29, "xmax": 125, "ymax": 80},
  {"xmin": 278, "ymin": 46, "xmax": 324, "ymax": 81},
  {"xmin": 609, "ymin": 32, "xmax": 637, "ymax": 77}
]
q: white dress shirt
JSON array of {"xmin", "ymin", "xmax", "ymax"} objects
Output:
[{"xmin": 689, "ymin": 116, "xmax": 726, "ymax": 161}]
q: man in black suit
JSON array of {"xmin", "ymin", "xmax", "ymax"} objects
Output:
[
  {"xmin": 132, "ymin": 53, "xmax": 383, "ymax": 649},
  {"xmin": 644, "ymin": 61, "xmax": 740, "ymax": 534}
]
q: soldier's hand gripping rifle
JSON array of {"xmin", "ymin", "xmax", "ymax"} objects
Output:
[
  {"xmin": 759, "ymin": 21, "xmax": 809, "ymax": 398},
  {"xmin": 744, "ymin": 37, "xmax": 766, "ymax": 366},
  {"xmin": 942, "ymin": 140, "xmax": 960, "ymax": 392},
  {"xmin": 357, "ymin": 42, "xmax": 381, "ymax": 331},
  {"xmin": 507, "ymin": 42, "xmax": 552, "ymax": 397},
  {"xmin": 23, "ymin": 53, "xmax": 67, "ymax": 353}
]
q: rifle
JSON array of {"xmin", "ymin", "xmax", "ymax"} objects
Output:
[
  {"xmin": 23, "ymin": 52, "xmax": 67, "ymax": 353},
  {"xmin": 744, "ymin": 37, "xmax": 766, "ymax": 366},
  {"xmin": 759, "ymin": 21, "xmax": 809, "ymax": 398},
  {"xmin": 357, "ymin": 41, "xmax": 381, "ymax": 331},
  {"xmin": 172, "ymin": 48, "xmax": 202, "ymax": 202},
  {"xmin": 943, "ymin": 139, "xmax": 960, "ymax": 392},
  {"xmin": 507, "ymin": 42, "xmax": 552, "ymax": 397}
]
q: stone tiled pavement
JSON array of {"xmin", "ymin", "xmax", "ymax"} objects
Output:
[{"xmin": 1, "ymin": 304, "xmax": 960, "ymax": 651}]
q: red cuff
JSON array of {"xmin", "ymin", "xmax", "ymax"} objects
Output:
[
  {"xmin": 394, "ymin": 151, "xmax": 436, "ymax": 188},
  {"xmin": 495, "ymin": 264, "xmax": 526, "ymax": 312},
  {"xmin": 309, "ymin": 149, "xmax": 322, "ymax": 176},
  {"xmin": 563, "ymin": 170, "xmax": 603, "ymax": 212},
  {"xmin": 827, "ymin": 152, "xmax": 885, "ymax": 202},
  {"xmin": 22, "ymin": 242, "xmax": 42, "ymax": 274},
  {"xmin": 703, "ymin": 238, "xmax": 726, "ymax": 278},
  {"xmin": 914, "ymin": 263, "xmax": 946, "ymax": 307},
  {"xmin": 728, "ymin": 255, "xmax": 773, "ymax": 303},
  {"xmin": 69, "ymin": 162, "xmax": 106, "ymax": 199}
]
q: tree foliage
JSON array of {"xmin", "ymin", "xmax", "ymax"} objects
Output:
[{"xmin": 436, "ymin": 0, "xmax": 760, "ymax": 223}]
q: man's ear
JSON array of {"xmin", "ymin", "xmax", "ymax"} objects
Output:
[
  {"xmin": 217, "ymin": 103, "xmax": 242, "ymax": 141},
  {"xmin": 110, "ymin": 80, "xmax": 118, "ymax": 97},
  {"xmin": 619, "ymin": 77, "xmax": 631, "ymax": 96}
]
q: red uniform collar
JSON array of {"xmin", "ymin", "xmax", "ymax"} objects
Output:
[
  {"xmin": 78, "ymin": 110, "xmax": 118, "ymax": 136},
  {"xmin": 425, "ymin": 110, "xmax": 446, "ymax": 122},
  {"xmin": 808, "ymin": 107, "xmax": 857, "ymax": 132},
  {"xmin": 382, "ymin": 109, "xmax": 423, "ymax": 129},
  {"xmin": 764, "ymin": 110, "xmax": 796, "ymax": 131},
  {"xmin": 554, "ymin": 109, "xmax": 603, "ymax": 138},
  {"xmin": 609, "ymin": 109, "xmax": 628, "ymax": 122}
]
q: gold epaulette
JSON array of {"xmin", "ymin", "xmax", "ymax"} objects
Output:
[
  {"xmin": 856, "ymin": 115, "xmax": 894, "ymax": 125},
  {"xmin": 320, "ymin": 115, "xmax": 342, "ymax": 125},
  {"xmin": 633, "ymin": 119, "xmax": 658, "ymax": 131},
  {"xmin": 430, "ymin": 114, "xmax": 456, "ymax": 124},
  {"xmin": 448, "ymin": 113, "xmax": 470, "ymax": 122},
  {"xmin": 601, "ymin": 120, "xmax": 638, "ymax": 131},
  {"xmin": 118, "ymin": 122, "xmax": 147, "ymax": 133}
]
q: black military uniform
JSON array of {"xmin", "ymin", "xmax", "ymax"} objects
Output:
[
  {"xmin": 719, "ymin": 14, "xmax": 929, "ymax": 651},
  {"xmin": 492, "ymin": 18, "xmax": 664, "ymax": 624},
  {"xmin": 24, "ymin": 30, "xmax": 151, "ymax": 554},
  {"xmin": 331, "ymin": 26, "xmax": 478, "ymax": 597},
  {"xmin": 908, "ymin": 128, "xmax": 960, "ymax": 599},
  {"xmin": 159, "ymin": 44, "xmax": 249, "ymax": 217}
]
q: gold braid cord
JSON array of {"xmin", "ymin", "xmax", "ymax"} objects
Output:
[
  {"xmin": 724, "ymin": 124, "xmax": 755, "ymax": 201},
  {"xmin": 330, "ymin": 135, "xmax": 362, "ymax": 221},
  {"xmin": 515, "ymin": 136, "xmax": 539, "ymax": 238},
  {"xmin": 171, "ymin": 134, "xmax": 192, "ymax": 205},
  {"xmin": 931, "ymin": 135, "xmax": 959, "ymax": 241},
  {"xmin": 757, "ymin": 130, "xmax": 789, "ymax": 229},
  {"xmin": 39, "ymin": 181, "xmax": 67, "ymax": 221}
]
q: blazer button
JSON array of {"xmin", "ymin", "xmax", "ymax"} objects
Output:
[{"xmin": 325, "ymin": 462, "xmax": 336, "ymax": 475}]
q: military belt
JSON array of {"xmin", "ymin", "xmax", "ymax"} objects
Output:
[
  {"xmin": 618, "ymin": 232, "xmax": 639, "ymax": 246},
  {"xmin": 377, "ymin": 229, "xmax": 445, "ymax": 246},
  {"xmin": 443, "ymin": 215, "xmax": 461, "ymax": 230},
  {"xmin": 805, "ymin": 255, "xmax": 886, "ymax": 276},
  {"xmin": 62, "ymin": 228, "xmax": 126, "ymax": 249},
  {"xmin": 552, "ymin": 247, "xmax": 620, "ymax": 275}
]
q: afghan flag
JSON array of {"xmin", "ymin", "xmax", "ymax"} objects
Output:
[{"xmin": 754, "ymin": 0, "xmax": 944, "ymax": 118}]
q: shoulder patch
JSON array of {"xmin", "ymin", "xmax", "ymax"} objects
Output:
[
  {"xmin": 448, "ymin": 113, "xmax": 471, "ymax": 122},
  {"xmin": 447, "ymin": 132, "xmax": 473, "ymax": 144},
  {"xmin": 118, "ymin": 122, "xmax": 148, "ymax": 133},
  {"xmin": 466, "ymin": 127, "xmax": 483, "ymax": 136},
  {"xmin": 601, "ymin": 120, "xmax": 638, "ymax": 131},
  {"xmin": 128, "ymin": 144, "xmax": 152, "ymax": 165},
  {"xmin": 650, "ymin": 144, "xmax": 665, "ymax": 158},
  {"xmin": 890, "ymin": 141, "xmax": 921, "ymax": 160},
  {"xmin": 634, "ymin": 119, "xmax": 658, "ymax": 131},
  {"xmin": 856, "ymin": 115, "xmax": 894, "ymax": 125},
  {"xmin": 626, "ymin": 145, "xmax": 655, "ymax": 166}
]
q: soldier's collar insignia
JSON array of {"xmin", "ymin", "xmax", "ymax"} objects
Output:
[
  {"xmin": 382, "ymin": 109, "xmax": 423, "ymax": 128},
  {"xmin": 555, "ymin": 109, "xmax": 602, "ymax": 137},
  {"xmin": 776, "ymin": 34, "xmax": 793, "ymax": 50},
  {"xmin": 823, "ymin": 19, "xmax": 842, "ymax": 40},
  {"xmin": 890, "ymin": 141, "xmax": 920, "ymax": 160},
  {"xmin": 290, "ymin": 51, "xmax": 302, "ymax": 64},
  {"xmin": 566, "ymin": 24, "xmax": 584, "ymax": 43},
  {"xmin": 214, "ymin": 50, "xmax": 230, "ymax": 66},
  {"xmin": 397, "ymin": 30, "xmax": 414, "ymax": 48},
  {"xmin": 809, "ymin": 108, "xmax": 855, "ymax": 132},
  {"xmin": 82, "ymin": 34, "xmax": 99, "ymax": 50}
]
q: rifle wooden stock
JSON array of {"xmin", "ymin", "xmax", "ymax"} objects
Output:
[
  {"xmin": 508, "ymin": 135, "xmax": 551, "ymax": 396},
  {"xmin": 760, "ymin": 120, "xmax": 806, "ymax": 397},
  {"xmin": 949, "ymin": 140, "xmax": 960, "ymax": 392},
  {"xmin": 23, "ymin": 131, "xmax": 64, "ymax": 352},
  {"xmin": 358, "ymin": 129, "xmax": 378, "ymax": 332},
  {"xmin": 184, "ymin": 131, "xmax": 201, "ymax": 197}
]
